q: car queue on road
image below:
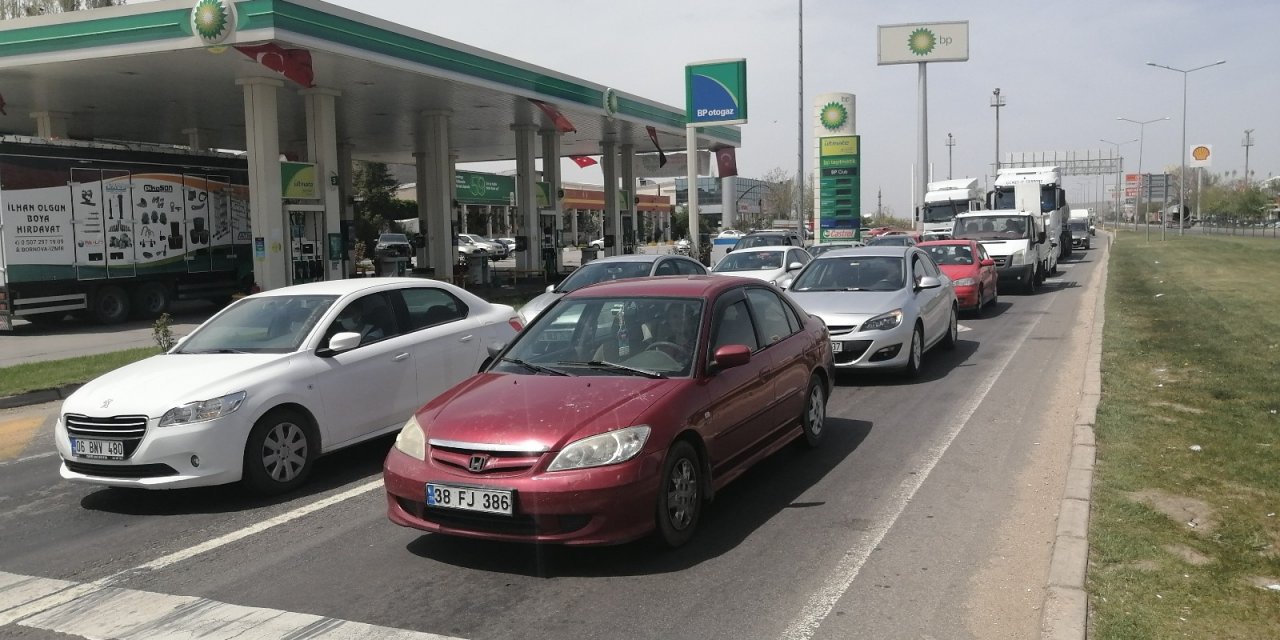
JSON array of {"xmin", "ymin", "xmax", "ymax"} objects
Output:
[{"xmin": 48, "ymin": 230, "xmax": 1089, "ymax": 549}]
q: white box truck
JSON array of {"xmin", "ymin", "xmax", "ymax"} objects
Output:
[
  {"xmin": 954, "ymin": 182, "xmax": 1054, "ymax": 294},
  {"xmin": 922, "ymin": 178, "xmax": 983, "ymax": 238},
  {"xmin": 988, "ymin": 166, "xmax": 1071, "ymax": 262},
  {"xmin": 0, "ymin": 137, "xmax": 252, "ymax": 330}
]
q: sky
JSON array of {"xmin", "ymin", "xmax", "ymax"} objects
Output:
[{"xmin": 154, "ymin": 0, "xmax": 1280, "ymax": 215}]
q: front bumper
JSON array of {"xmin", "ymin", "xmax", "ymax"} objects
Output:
[
  {"xmin": 827, "ymin": 322, "xmax": 914, "ymax": 369},
  {"xmin": 384, "ymin": 445, "xmax": 665, "ymax": 546},
  {"xmin": 55, "ymin": 413, "xmax": 247, "ymax": 489},
  {"xmin": 996, "ymin": 263, "xmax": 1035, "ymax": 287},
  {"xmin": 953, "ymin": 285, "xmax": 981, "ymax": 310}
]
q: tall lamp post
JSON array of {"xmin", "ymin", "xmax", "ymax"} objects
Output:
[
  {"xmin": 1101, "ymin": 138, "xmax": 1137, "ymax": 226},
  {"xmin": 946, "ymin": 132, "xmax": 955, "ymax": 180},
  {"xmin": 1146, "ymin": 59, "xmax": 1226, "ymax": 235},
  {"xmin": 1242, "ymin": 129, "xmax": 1255, "ymax": 188},
  {"xmin": 1117, "ymin": 116, "xmax": 1169, "ymax": 234},
  {"xmin": 990, "ymin": 88, "xmax": 1005, "ymax": 178}
]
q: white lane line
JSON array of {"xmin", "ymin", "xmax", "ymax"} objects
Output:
[
  {"xmin": 0, "ymin": 451, "xmax": 57, "ymax": 467},
  {"xmin": 103, "ymin": 478, "xmax": 384, "ymax": 583},
  {"xmin": 781, "ymin": 294, "xmax": 1047, "ymax": 640},
  {"xmin": 0, "ymin": 570, "xmax": 464, "ymax": 639}
]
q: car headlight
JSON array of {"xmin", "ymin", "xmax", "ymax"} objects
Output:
[
  {"xmin": 158, "ymin": 390, "xmax": 246, "ymax": 427},
  {"xmin": 953, "ymin": 277, "xmax": 976, "ymax": 286},
  {"xmin": 861, "ymin": 309, "xmax": 903, "ymax": 332},
  {"xmin": 393, "ymin": 414, "xmax": 427, "ymax": 460},
  {"xmin": 1008, "ymin": 249, "xmax": 1026, "ymax": 265},
  {"xmin": 548, "ymin": 425, "xmax": 651, "ymax": 471}
]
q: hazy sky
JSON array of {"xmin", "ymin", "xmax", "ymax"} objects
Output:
[{"xmin": 329, "ymin": 0, "xmax": 1275, "ymax": 215}]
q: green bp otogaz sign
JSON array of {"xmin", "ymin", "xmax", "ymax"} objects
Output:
[
  {"xmin": 818, "ymin": 136, "xmax": 861, "ymax": 241},
  {"xmin": 685, "ymin": 59, "xmax": 748, "ymax": 126}
]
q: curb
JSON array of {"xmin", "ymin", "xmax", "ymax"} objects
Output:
[
  {"xmin": 1040, "ymin": 232, "xmax": 1109, "ymax": 640},
  {"xmin": 0, "ymin": 384, "xmax": 82, "ymax": 411}
]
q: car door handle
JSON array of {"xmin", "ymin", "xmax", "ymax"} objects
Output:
[
  {"xmin": 393, "ymin": 352, "xmax": 410, "ymax": 362},
  {"xmin": 459, "ymin": 335, "xmax": 473, "ymax": 342}
]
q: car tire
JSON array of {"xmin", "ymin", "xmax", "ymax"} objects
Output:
[
  {"xmin": 241, "ymin": 408, "xmax": 315, "ymax": 496},
  {"xmin": 799, "ymin": 375, "xmax": 827, "ymax": 448},
  {"xmin": 129, "ymin": 282, "xmax": 171, "ymax": 320},
  {"xmin": 989, "ymin": 285, "xmax": 998, "ymax": 309},
  {"xmin": 655, "ymin": 440, "xmax": 702, "ymax": 548},
  {"xmin": 940, "ymin": 306, "xmax": 958, "ymax": 350},
  {"xmin": 1025, "ymin": 266, "xmax": 1039, "ymax": 295},
  {"xmin": 90, "ymin": 285, "xmax": 131, "ymax": 324},
  {"xmin": 901, "ymin": 324, "xmax": 924, "ymax": 378}
]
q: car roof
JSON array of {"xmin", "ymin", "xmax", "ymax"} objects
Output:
[
  {"xmin": 818, "ymin": 246, "xmax": 912, "ymax": 259},
  {"xmin": 566, "ymin": 275, "xmax": 752, "ymax": 299},
  {"xmin": 727, "ymin": 245, "xmax": 794, "ymax": 253},
  {"xmin": 917, "ymin": 239, "xmax": 972, "ymax": 247},
  {"xmin": 251, "ymin": 277, "xmax": 440, "ymax": 298},
  {"xmin": 578, "ymin": 253, "xmax": 664, "ymax": 264}
]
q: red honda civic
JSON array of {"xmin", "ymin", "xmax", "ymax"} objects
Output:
[
  {"xmin": 918, "ymin": 239, "xmax": 998, "ymax": 313},
  {"xmin": 384, "ymin": 276, "xmax": 834, "ymax": 547}
]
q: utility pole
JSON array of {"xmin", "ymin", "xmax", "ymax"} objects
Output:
[
  {"xmin": 946, "ymin": 132, "xmax": 955, "ymax": 180},
  {"xmin": 877, "ymin": 187, "xmax": 883, "ymax": 219},
  {"xmin": 990, "ymin": 88, "xmax": 1005, "ymax": 179},
  {"xmin": 1243, "ymin": 129, "xmax": 1255, "ymax": 188}
]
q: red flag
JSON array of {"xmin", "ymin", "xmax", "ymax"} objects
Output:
[
  {"xmin": 530, "ymin": 99, "xmax": 577, "ymax": 133},
  {"xmin": 569, "ymin": 155, "xmax": 597, "ymax": 168},
  {"xmin": 715, "ymin": 146, "xmax": 738, "ymax": 178},
  {"xmin": 645, "ymin": 126, "xmax": 667, "ymax": 167},
  {"xmin": 234, "ymin": 43, "xmax": 315, "ymax": 87}
]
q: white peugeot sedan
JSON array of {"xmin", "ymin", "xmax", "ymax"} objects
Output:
[
  {"xmin": 55, "ymin": 278, "xmax": 519, "ymax": 495},
  {"xmin": 711, "ymin": 245, "xmax": 810, "ymax": 286},
  {"xmin": 785, "ymin": 246, "xmax": 957, "ymax": 377}
]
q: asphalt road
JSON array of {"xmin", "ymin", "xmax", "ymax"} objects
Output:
[{"xmin": 0, "ymin": 240, "xmax": 1106, "ymax": 640}]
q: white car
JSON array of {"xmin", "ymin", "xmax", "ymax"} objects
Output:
[
  {"xmin": 55, "ymin": 278, "xmax": 519, "ymax": 494},
  {"xmin": 711, "ymin": 245, "xmax": 811, "ymax": 286},
  {"xmin": 516, "ymin": 253, "xmax": 707, "ymax": 324}
]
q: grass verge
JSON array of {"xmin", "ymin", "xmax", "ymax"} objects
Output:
[
  {"xmin": 1090, "ymin": 231, "xmax": 1280, "ymax": 638},
  {"xmin": 0, "ymin": 347, "xmax": 160, "ymax": 398}
]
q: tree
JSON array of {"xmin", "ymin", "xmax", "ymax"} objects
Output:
[
  {"xmin": 2, "ymin": 0, "xmax": 121, "ymax": 19},
  {"xmin": 352, "ymin": 161, "xmax": 415, "ymax": 255},
  {"xmin": 757, "ymin": 167, "xmax": 815, "ymax": 229}
]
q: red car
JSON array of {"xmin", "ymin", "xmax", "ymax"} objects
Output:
[
  {"xmin": 918, "ymin": 239, "xmax": 998, "ymax": 313},
  {"xmin": 384, "ymin": 276, "xmax": 834, "ymax": 547}
]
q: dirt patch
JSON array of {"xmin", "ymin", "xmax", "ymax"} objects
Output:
[
  {"xmin": 1149, "ymin": 400, "xmax": 1205, "ymax": 415},
  {"xmin": 1164, "ymin": 544, "xmax": 1214, "ymax": 566},
  {"xmin": 1127, "ymin": 489, "xmax": 1218, "ymax": 535},
  {"xmin": 1246, "ymin": 576, "xmax": 1280, "ymax": 591}
]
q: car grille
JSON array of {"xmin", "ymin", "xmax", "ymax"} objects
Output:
[
  {"xmin": 429, "ymin": 444, "xmax": 544, "ymax": 476},
  {"xmin": 396, "ymin": 498, "xmax": 590, "ymax": 536},
  {"xmin": 826, "ymin": 325, "xmax": 858, "ymax": 336},
  {"xmin": 833, "ymin": 340, "xmax": 873, "ymax": 364},
  {"xmin": 64, "ymin": 414, "xmax": 148, "ymax": 458},
  {"xmin": 991, "ymin": 256, "xmax": 1008, "ymax": 268},
  {"xmin": 64, "ymin": 461, "xmax": 177, "ymax": 478}
]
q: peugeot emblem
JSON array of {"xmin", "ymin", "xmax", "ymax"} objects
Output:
[
  {"xmin": 468, "ymin": 455, "xmax": 486, "ymax": 473},
  {"xmin": 100, "ymin": 399, "xmax": 113, "ymax": 409}
]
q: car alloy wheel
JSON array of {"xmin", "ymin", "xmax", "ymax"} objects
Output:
[
  {"xmin": 800, "ymin": 376, "xmax": 826, "ymax": 447},
  {"xmin": 243, "ymin": 409, "xmax": 314, "ymax": 495},
  {"xmin": 941, "ymin": 306, "xmax": 958, "ymax": 350},
  {"xmin": 656, "ymin": 440, "xmax": 702, "ymax": 548},
  {"xmin": 902, "ymin": 325, "xmax": 923, "ymax": 378}
]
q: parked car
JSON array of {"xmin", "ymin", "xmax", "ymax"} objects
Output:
[
  {"xmin": 517, "ymin": 253, "xmax": 707, "ymax": 324},
  {"xmin": 589, "ymin": 238, "xmax": 606, "ymax": 250},
  {"xmin": 455, "ymin": 234, "xmax": 490, "ymax": 264},
  {"xmin": 374, "ymin": 233, "xmax": 413, "ymax": 259},
  {"xmin": 458, "ymin": 233, "xmax": 509, "ymax": 261},
  {"xmin": 918, "ymin": 239, "xmax": 998, "ymax": 314},
  {"xmin": 716, "ymin": 229, "xmax": 744, "ymax": 239},
  {"xmin": 785, "ymin": 246, "xmax": 957, "ymax": 377},
  {"xmin": 497, "ymin": 237, "xmax": 517, "ymax": 252},
  {"xmin": 711, "ymin": 246, "xmax": 811, "ymax": 285},
  {"xmin": 384, "ymin": 275, "xmax": 834, "ymax": 547},
  {"xmin": 55, "ymin": 279, "xmax": 520, "ymax": 494},
  {"xmin": 731, "ymin": 229, "xmax": 803, "ymax": 251},
  {"xmin": 807, "ymin": 241, "xmax": 865, "ymax": 258}
]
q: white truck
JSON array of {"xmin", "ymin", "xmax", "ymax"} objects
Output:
[
  {"xmin": 922, "ymin": 178, "xmax": 983, "ymax": 238},
  {"xmin": 1, "ymin": 137, "xmax": 252, "ymax": 329},
  {"xmin": 953, "ymin": 182, "xmax": 1054, "ymax": 294},
  {"xmin": 988, "ymin": 166, "xmax": 1071, "ymax": 261}
]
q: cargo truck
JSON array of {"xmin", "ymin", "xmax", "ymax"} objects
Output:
[
  {"xmin": 922, "ymin": 178, "xmax": 983, "ymax": 237},
  {"xmin": 954, "ymin": 182, "xmax": 1053, "ymax": 294},
  {"xmin": 988, "ymin": 166, "xmax": 1071, "ymax": 261},
  {"xmin": 0, "ymin": 137, "xmax": 252, "ymax": 330}
]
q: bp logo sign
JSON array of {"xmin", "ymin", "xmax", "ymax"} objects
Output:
[
  {"xmin": 191, "ymin": 0, "xmax": 236, "ymax": 45},
  {"xmin": 908, "ymin": 28, "xmax": 937, "ymax": 56},
  {"xmin": 820, "ymin": 102, "xmax": 848, "ymax": 131},
  {"xmin": 602, "ymin": 88, "xmax": 619, "ymax": 119},
  {"xmin": 468, "ymin": 175, "xmax": 488, "ymax": 197}
]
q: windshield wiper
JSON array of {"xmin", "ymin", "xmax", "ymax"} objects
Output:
[
  {"xmin": 182, "ymin": 348, "xmax": 251, "ymax": 354},
  {"xmin": 500, "ymin": 357, "xmax": 568, "ymax": 376},
  {"xmin": 555, "ymin": 360, "xmax": 666, "ymax": 379}
]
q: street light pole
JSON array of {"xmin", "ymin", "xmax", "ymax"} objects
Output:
[
  {"xmin": 1147, "ymin": 59, "xmax": 1226, "ymax": 235},
  {"xmin": 1101, "ymin": 138, "xmax": 1137, "ymax": 227},
  {"xmin": 1117, "ymin": 117, "xmax": 1170, "ymax": 236},
  {"xmin": 990, "ymin": 89, "xmax": 1005, "ymax": 179},
  {"xmin": 946, "ymin": 132, "xmax": 955, "ymax": 180},
  {"xmin": 1243, "ymin": 129, "xmax": 1255, "ymax": 188}
]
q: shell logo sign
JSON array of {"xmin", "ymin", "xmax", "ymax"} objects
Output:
[{"xmin": 1189, "ymin": 144, "xmax": 1213, "ymax": 168}]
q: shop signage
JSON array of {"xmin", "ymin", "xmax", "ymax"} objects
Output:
[{"xmin": 280, "ymin": 162, "xmax": 318, "ymax": 199}]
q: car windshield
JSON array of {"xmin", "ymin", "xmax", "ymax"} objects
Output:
[
  {"xmin": 556, "ymin": 260, "xmax": 654, "ymax": 292},
  {"xmin": 923, "ymin": 201, "xmax": 964, "ymax": 223},
  {"xmin": 734, "ymin": 234, "xmax": 788, "ymax": 249},
  {"xmin": 954, "ymin": 216, "xmax": 1032, "ymax": 240},
  {"xmin": 714, "ymin": 250, "xmax": 783, "ymax": 272},
  {"xmin": 175, "ymin": 295, "xmax": 336, "ymax": 354},
  {"xmin": 866, "ymin": 235, "xmax": 912, "ymax": 246},
  {"xmin": 1070, "ymin": 221, "xmax": 1088, "ymax": 232},
  {"xmin": 378, "ymin": 233, "xmax": 408, "ymax": 244},
  {"xmin": 495, "ymin": 296, "xmax": 704, "ymax": 378},
  {"xmin": 922, "ymin": 244, "xmax": 975, "ymax": 266},
  {"xmin": 789, "ymin": 256, "xmax": 905, "ymax": 292}
]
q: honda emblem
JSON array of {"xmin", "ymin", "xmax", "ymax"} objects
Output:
[{"xmin": 468, "ymin": 455, "xmax": 486, "ymax": 473}]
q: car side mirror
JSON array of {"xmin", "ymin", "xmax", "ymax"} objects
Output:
[
  {"xmin": 1037, "ymin": 231, "xmax": 1047, "ymax": 243},
  {"xmin": 788, "ymin": 261, "xmax": 804, "ymax": 271},
  {"xmin": 318, "ymin": 331, "xmax": 362, "ymax": 357},
  {"xmin": 980, "ymin": 258, "xmax": 995, "ymax": 267},
  {"xmin": 545, "ymin": 284, "xmax": 555, "ymax": 294},
  {"xmin": 486, "ymin": 342, "xmax": 506, "ymax": 357},
  {"xmin": 916, "ymin": 275, "xmax": 942, "ymax": 291},
  {"xmin": 709, "ymin": 344, "xmax": 751, "ymax": 373},
  {"xmin": 779, "ymin": 277, "xmax": 793, "ymax": 290}
]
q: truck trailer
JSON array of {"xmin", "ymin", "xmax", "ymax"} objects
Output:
[{"xmin": 0, "ymin": 137, "xmax": 252, "ymax": 329}]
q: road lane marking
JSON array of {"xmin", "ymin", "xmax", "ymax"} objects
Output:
[
  {"xmin": 782, "ymin": 290, "xmax": 1049, "ymax": 640},
  {"xmin": 0, "ymin": 417, "xmax": 44, "ymax": 460},
  {"xmin": 0, "ymin": 451, "xmax": 57, "ymax": 467},
  {"xmin": 0, "ymin": 570, "xmax": 464, "ymax": 639},
  {"xmin": 104, "ymin": 478, "xmax": 384, "ymax": 584}
]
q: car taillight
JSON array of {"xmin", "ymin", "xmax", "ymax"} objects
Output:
[{"xmin": 508, "ymin": 317, "xmax": 523, "ymax": 332}]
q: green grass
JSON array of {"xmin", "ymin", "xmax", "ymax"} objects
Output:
[
  {"xmin": 0, "ymin": 347, "xmax": 161, "ymax": 398},
  {"xmin": 1090, "ymin": 230, "xmax": 1280, "ymax": 638}
]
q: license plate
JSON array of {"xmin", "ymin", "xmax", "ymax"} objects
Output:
[
  {"xmin": 70, "ymin": 438, "xmax": 124, "ymax": 460},
  {"xmin": 830, "ymin": 341, "xmax": 843, "ymax": 353},
  {"xmin": 426, "ymin": 483, "xmax": 514, "ymax": 516}
]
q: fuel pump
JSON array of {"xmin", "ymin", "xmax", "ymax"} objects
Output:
[{"xmin": 285, "ymin": 204, "xmax": 325, "ymax": 284}]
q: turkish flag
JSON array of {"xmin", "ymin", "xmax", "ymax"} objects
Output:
[
  {"xmin": 530, "ymin": 99, "xmax": 577, "ymax": 133},
  {"xmin": 234, "ymin": 43, "xmax": 315, "ymax": 88},
  {"xmin": 569, "ymin": 155, "xmax": 598, "ymax": 168},
  {"xmin": 715, "ymin": 146, "xmax": 738, "ymax": 178},
  {"xmin": 645, "ymin": 126, "xmax": 667, "ymax": 167}
]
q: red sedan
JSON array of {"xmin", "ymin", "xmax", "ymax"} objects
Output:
[
  {"xmin": 384, "ymin": 276, "xmax": 834, "ymax": 547},
  {"xmin": 918, "ymin": 239, "xmax": 998, "ymax": 313}
]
